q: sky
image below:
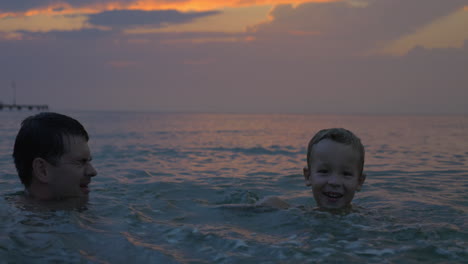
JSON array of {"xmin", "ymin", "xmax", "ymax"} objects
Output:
[{"xmin": 0, "ymin": 0, "xmax": 467, "ymax": 114}]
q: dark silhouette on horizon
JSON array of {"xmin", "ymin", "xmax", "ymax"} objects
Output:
[{"xmin": 1, "ymin": 81, "xmax": 48, "ymax": 111}]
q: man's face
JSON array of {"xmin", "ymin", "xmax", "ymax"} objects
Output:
[
  {"xmin": 46, "ymin": 135, "xmax": 97, "ymax": 199},
  {"xmin": 304, "ymin": 139, "xmax": 364, "ymax": 210}
]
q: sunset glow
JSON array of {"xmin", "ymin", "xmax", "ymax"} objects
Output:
[
  {"xmin": 382, "ymin": 6, "xmax": 468, "ymax": 55},
  {"xmin": 0, "ymin": 0, "xmax": 466, "ymax": 114},
  {"xmin": 0, "ymin": 14, "xmax": 88, "ymax": 32},
  {"xmin": 0, "ymin": 1, "xmax": 337, "ymax": 35},
  {"xmin": 125, "ymin": 5, "xmax": 272, "ymax": 34},
  {"xmin": 0, "ymin": 0, "xmax": 338, "ymax": 17}
]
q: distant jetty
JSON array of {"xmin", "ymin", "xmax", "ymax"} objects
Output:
[
  {"xmin": 1, "ymin": 81, "xmax": 49, "ymax": 111},
  {"xmin": 0, "ymin": 103, "xmax": 49, "ymax": 111}
]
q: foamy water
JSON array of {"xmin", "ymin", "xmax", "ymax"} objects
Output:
[{"xmin": 1, "ymin": 111, "xmax": 467, "ymax": 263}]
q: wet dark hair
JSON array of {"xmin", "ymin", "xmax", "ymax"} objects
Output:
[
  {"xmin": 12, "ymin": 112, "xmax": 89, "ymax": 187},
  {"xmin": 306, "ymin": 128, "xmax": 365, "ymax": 173}
]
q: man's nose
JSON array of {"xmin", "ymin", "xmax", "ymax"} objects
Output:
[{"xmin": 86, "ymin": 163, "xmax": 98, "ymax": 177}]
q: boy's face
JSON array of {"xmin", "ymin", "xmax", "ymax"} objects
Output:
[{"xmin": 304, "ymin": 139, "xmax": 365, "ymax": 210}]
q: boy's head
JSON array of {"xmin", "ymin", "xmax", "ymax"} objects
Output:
[{"xmin": 303, "ymin": 128, "xmax": 366, "ymax": 210}]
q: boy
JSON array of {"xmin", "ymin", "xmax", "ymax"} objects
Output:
[{"xmin": 259, "ymin": 128, "xmax": 366, "ymax": 211}]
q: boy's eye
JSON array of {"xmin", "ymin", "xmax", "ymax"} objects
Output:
[
  {"xmin": 317, "ymin": 169, "xmax": 328, "ymax": 173},
  {"xmin": 343, "ymin": 172, "xmax": 353, "ymax": 177}
]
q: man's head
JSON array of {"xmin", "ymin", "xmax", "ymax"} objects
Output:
[
  {"xmin": 13, "ymin": 112, "xmax": 97, "ymax": 200},
  {"xmin": 303, "ymin": 128, "xmax": 366, "ymax": 210}
]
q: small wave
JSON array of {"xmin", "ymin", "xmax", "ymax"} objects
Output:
[
  {"xmin": 246, "ymin": 172, "xmax": 281, "ymax": 177},
  {"xmin": 355, "ymin": 248, "xmax": 395, "ymax": 256},
  {"xmin": 215, "ymin": 130, "xmax": 245, "ymax": 133},
  {"xmin": 217, "ymin": 189, "xmax": 260, "ymax": 205},
  {"xmin": 204, "ymin": 146, "xmax": 300, "ymax": 156}
]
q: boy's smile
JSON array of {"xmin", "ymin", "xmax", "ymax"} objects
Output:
[{"xmin": 304, "ymin": 139, "xmax": 365, "ymax": 210}]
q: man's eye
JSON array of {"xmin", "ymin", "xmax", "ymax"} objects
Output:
[
  {"xmin": 317, "ymin": 169, "xmax": 328, "ymax": 173},
  {"xmin": 343, "ymin": 172, "xmax": 353, "ymax": 177}
]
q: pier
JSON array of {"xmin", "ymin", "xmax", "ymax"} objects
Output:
[
  {"xmin": 1, "ymin": 81, "xmax": 49, "ymax": 111},
  {"xmin": 0, "ymin": 103, "xmax": 49, "ymax": 111}
]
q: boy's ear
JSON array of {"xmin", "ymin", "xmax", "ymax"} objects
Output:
[
  {"xmin": 32, "ymin": 157, "xmax": 50, "ymax": 184},
  {"xmin": 356, "ymin": 172, "xmax": 367, "ymax": 192},
  {"xmin": 303, "ymin": 167, "xmax": 312, "ymax": 187}
]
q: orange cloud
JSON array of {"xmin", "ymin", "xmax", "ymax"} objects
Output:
[
  {"xmin": 381, "ymin": 5, "xmax": 468, "ymax": 55},
  {"xmin": 125, "ymin": 0, "xmax": 339, "ymax": 12},
  {"xmin": 1, "ymin": 0, "xmax": 339, "ymax": 18},
  {"xmin": 0, "ymin": 32, "xmax": 24, "ymax": 41},
  {"xmin": 0, "ymin": 0, "xmax": 339, "ymax": 34},
  {"xmin": 0, "ymin": 14, "xmax": 88, "ymax": 33},
  {"xmin": 161, "ymin": 36, "xmax": 256, "ymax": 44}
]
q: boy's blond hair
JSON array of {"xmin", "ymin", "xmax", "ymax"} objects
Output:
[{"xmin": 306, "ymin": 128, "xmax": 365, "ymax": 173}]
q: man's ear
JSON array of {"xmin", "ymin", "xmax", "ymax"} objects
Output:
[
  {"xmin": 32, "ymin": 157, "xmax": 50, "ymax": 184},
  {"xmin": 303, "ymin": 167, "xmax": 312, "ymax": 187},
  {"xmin": 356, "ymin": 172, "xmax": 367, "ymax": 192}
]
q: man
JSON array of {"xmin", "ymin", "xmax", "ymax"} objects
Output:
[{"xmin": 12, "ymin": 112, "xmax": 97, "ymax": 201}]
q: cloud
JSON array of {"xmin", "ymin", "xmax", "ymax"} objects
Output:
[
  {"xmin": 252, "ymin": 0, "xmax": 468, "ymax": 54},
  {"xmin": 160, "ymin": 36, "xmax": 255, "ymax": 44},
  {"xmin": 0, "ymin": 8, "xmax": 220, "ymax": 40},
  {"xmin": 87, "ymin": 9, "xmax": 220, "ymax": 29},
  {"xmin": 0, "ymin": 1, "xmax": 333, "ymax": 13},
  {"xmin": 0, "ymin": 0, "xmax": 135, "ymax": 12},
  {"xmin": 0, "ymin": 32, "xmax": 24, "ymax": 41},
  {"xmin": 0, "ymin": 0, "xmax": 53, "ymax": 12},
  {"xmin": 1, "ymin": 0, "xmax": 466, "ymax": 114},
  {"xmin": 15, "ymin": 28, "xmax": 114, "ymax": 40}
]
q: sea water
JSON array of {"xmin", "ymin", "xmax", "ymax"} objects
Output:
[{"xmin": 0, "ymin": 111, "xmax": 467, "ymax": 263}]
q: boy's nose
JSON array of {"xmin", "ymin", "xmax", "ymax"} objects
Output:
[{"xmin": 327, "ymin": 173, "xmax": 342, "ymax": 186}]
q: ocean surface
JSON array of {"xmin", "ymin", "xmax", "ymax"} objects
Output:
[{"xmin": 0, "ymin": 111, "xmax": 467, "ymax": 263}]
